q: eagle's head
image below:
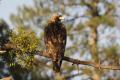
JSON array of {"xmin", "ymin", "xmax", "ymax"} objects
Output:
[{"xmin": 49, "ymin": 14, "xmax": 65, "ymax": 24}]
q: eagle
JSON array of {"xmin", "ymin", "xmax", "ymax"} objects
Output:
[{"xmin": 44, "ymin": 14, "xmax": 67, "ymax": 73}]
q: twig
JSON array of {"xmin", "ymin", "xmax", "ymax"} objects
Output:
[
  {"xmin": 33, "ymin": 59, "xmax": 52, "ymax": 68},
  {"xmin": 65, "ymin": 15, "xmax": 88, "ymax": 22},
  {"xmin": 64, "ymin": 73, "xmax": 83, "ymax": 80}
]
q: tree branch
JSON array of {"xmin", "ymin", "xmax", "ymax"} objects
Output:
[
  {"xmin": 63, "ymin": 56, "xmax": 120, "ymax": 70},
  {"xmin": 0, "ymin": 44, "xmax": 120, "ymax": 70}
]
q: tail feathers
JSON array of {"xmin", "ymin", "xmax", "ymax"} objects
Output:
[{"xmin": 53, "ymin": 61, "xmax": 61, "ymax": 73}]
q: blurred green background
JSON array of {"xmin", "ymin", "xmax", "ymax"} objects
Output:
[{"xmin": 0, "ymin": 0, "xmax": 120, "ymax": 80}]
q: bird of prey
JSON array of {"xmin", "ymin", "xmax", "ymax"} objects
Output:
[{"xmin": 44, "ymin": 14, "xmax": 67, "ymax": 73}]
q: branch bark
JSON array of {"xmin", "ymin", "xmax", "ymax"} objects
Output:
[{"xmin": 63, "ymin": 56, "xmax": 120, "ymax": 70}]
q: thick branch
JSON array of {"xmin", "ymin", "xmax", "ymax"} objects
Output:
[{"xmin": 63, "ymin": 56, "xmax": 120, "ymax": 70}]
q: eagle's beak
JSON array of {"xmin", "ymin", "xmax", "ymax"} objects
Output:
[
  {"xmin": 59, "ymin": 15, "xmax": 65, "ymax": 20},
  {"xmin": 59, "ymin": 15, "xmax": 65, "ymax": 22}
]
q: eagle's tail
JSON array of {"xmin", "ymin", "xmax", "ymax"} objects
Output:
[{"xmin": 53, "ymin": 59, "xmax": 62, "ymax": 73}]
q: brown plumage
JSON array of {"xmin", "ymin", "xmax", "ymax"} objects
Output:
[{"xmin": 44, "ymin": 14, "xmax": 67, "ymax": 73}]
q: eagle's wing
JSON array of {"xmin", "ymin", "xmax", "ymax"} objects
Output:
[
  {"xmin": 44, "ymin": 24, "xmax": 66, "ymax": 56},
  {"xmin": 52, "ymin": 24, "xmax": 67, "ymax": 73},
  {"xmin": 58, "ymin": 24, "xmax": 67, "ymax": 51},
  {"xmin": 44, "ymin": 24, "xmax": 66, "ymax": 48},
  {"xmin": 44, "ymin": 26, "xmax": 51, "ymax": 49}
]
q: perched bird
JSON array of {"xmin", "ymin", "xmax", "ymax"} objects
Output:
[{"xmin": 44, "ymin": 14, "xmax": 67, "ymax": 73}]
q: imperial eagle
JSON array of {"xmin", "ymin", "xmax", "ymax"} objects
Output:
[{"xmin": 44, "ymin": 14, "xmax": 67, "ymax": 73}]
